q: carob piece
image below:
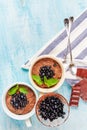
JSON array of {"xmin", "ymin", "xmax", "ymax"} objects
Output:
[
  {"xmin": 69, "ymin": 85, "xmax": 81, "ymax": 107},
  {"xmin": 76, "ymin": 68, "xmax": 87, "ymax": 78},
  {"xmin": 69, "ymin": 79, "xmax": 87, "ymax": 107},
  {"xmin": 79, "ymin": 79, "xmax": 87, "ymax": 101}
]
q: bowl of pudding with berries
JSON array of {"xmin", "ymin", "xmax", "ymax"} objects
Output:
[
  {"xmin": 29, "ymin": 55, "xmax": 65, "ymax": 93},
  {"xmin": 2, "ymin": 82, "xmax": 38, "ymax": 126},
  {"xmin": 36, "ymin": 92, "xmax": 70, "ymax": 127}
]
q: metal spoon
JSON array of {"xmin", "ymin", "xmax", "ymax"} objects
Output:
[
  {"xmin": 63, "ymin": 16, "xmax": 76, "ymax": 75},
  {"xmin": 62, "ymin": 18, "xmax": 70, "ymax": 70},
  {"xmin": 68, "ymin": 16, "xmax": 77, "ymax": 75},
  {"xmin": 68, "ymin": 16, "xmax": 74, "ymax": 67}
]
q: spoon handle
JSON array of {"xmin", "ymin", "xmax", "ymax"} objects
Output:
[
  {"xmin": 68, "ymin": 33, "xmax": 73, "ymax": 66},
  {"xmin": 68, "ymin": 17, "xmax": 74, "ymax": 66},
  {"xmin": 63, "ymin": 17, "xmax": 74, "ymax": 66},
  {"xmin": 63, "ymin": 18, "xmax": 69, "ymax": 63}
]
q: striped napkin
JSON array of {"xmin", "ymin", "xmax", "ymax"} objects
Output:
[{"xmin": 22, "ymin": 9, "xmax": 87, "ymax": 80}]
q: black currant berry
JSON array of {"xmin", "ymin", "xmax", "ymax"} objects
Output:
[
  {"xmin": 10, "ymin": 92, "xmax": 29, "ymax": 109},
  {"xmin": 39, "ymin": 65, "xmax": 54, "ymax": 81}
]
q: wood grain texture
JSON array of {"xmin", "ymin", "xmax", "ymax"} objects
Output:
[{"xmin": 0, "ymin": 0, "xmax": 87, "ymax": 130}]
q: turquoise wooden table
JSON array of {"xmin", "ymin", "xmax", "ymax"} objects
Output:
[{"xmin": 0, "ymin": 0, "xmax": 87, "ymax": 130}]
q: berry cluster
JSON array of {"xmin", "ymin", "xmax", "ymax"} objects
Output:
[
  {"xmin": 10, "ymin": 92, "xmax": 28, "ymax": 109},
  {"xmin": 39, "ymin": 66, "xmax": 54, "ymax": 81},
  {"xmin": 39, "ymin": 96, "xmax": 65, "ymax": 121}
]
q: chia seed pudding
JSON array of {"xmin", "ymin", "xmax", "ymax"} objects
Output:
[{"xmin": 36, "ymin": 93, "xmax": 69, "ymax": 127}]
